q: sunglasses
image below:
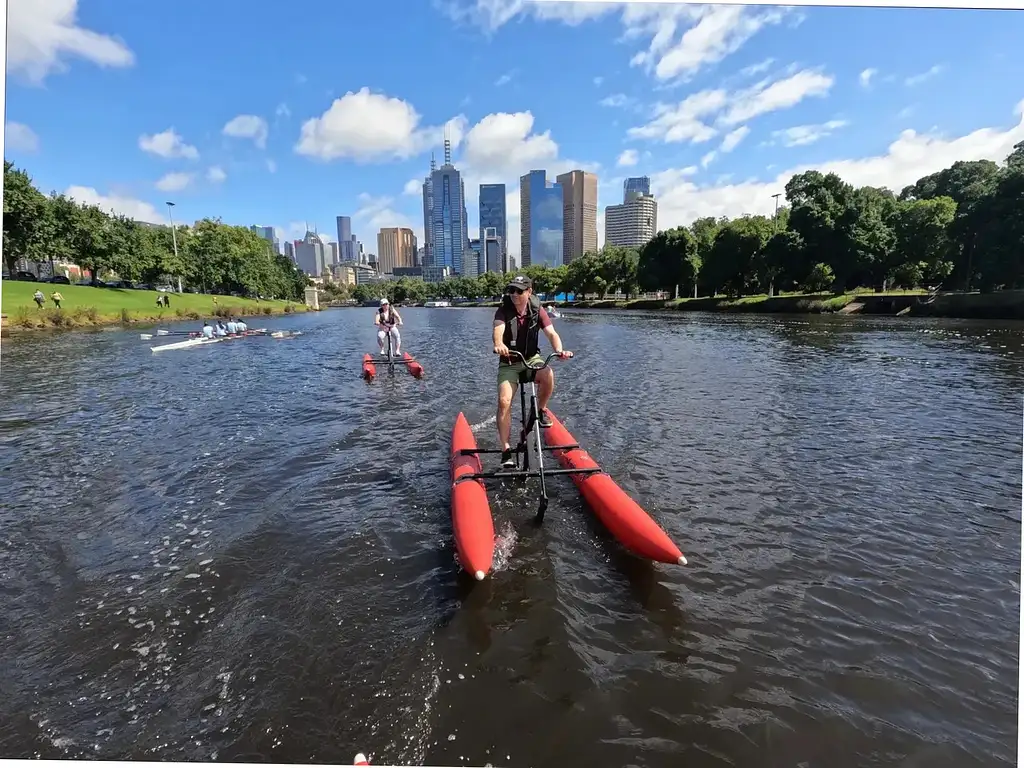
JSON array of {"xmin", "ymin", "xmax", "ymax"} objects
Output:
[{"xmin": 506, "ymin": 287, "xmax": 526, "ymax": 295}]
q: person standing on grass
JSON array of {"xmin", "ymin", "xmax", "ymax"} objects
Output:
[
  {"xmin": 51, "ymin": 291, "xmax": 64, "ymax": 309},
  {"xmin": 33, "ymin": 289, "xmax": 45, "ymax": 308}
]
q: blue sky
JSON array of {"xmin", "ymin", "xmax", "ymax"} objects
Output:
[{"xmin": 5, "ymin": 0, "xmax": 1024, "ymax": 258}]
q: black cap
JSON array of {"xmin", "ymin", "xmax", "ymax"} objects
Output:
[{"xmin": 506, "ymin": 274, "xmax": 532, "ymax": 291}]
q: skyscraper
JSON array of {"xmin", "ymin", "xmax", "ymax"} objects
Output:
[
  {"xmin": 466, "ymin": 239, "xmax": 482, "ymax": 278},
  {"xmin": 336, "ymin": 216, "xmax": 357, "ymax": 262},
  {"xmin": 605, "ymin": 191, "xmax": 658, "ymax": 249},
  {"xmin": 623, "ymin": 176, "xmax": 651, "ymax": 199},
  {"xmin": 428, "ymin": 133, "xmax": 469, "ymax": 275},
  {"xmin": 294, "ymin": 229, "xmax": 326, "ymax": 276},
  {"xmin": 421, "ymin": 156, "xmax": 435, "ymax": 267},
  {"xmin": 479, "ymin": 184, "xmax": 507, "ymax": 260},
  {"xmin": 556, "ymin": 170, "xmax": 598, "ymax": 264},
  {"xmin": 519, "ymin": 170, "xmax": 563, "ymax": 268},
  {"xmin": 483, "ymin": 227, "xmax": 504, "ymax": 273},
  {"xmin": 250, "ymin": 225, "xmax": 276, "ymax": 253},
  {"xmin": 376, "ymin": 227, "xmax": 417, "ymax": 275}
]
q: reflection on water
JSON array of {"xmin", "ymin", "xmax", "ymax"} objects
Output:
[{"xmin": 0, "ymin": 309, "xmax": 1019, "ymax": 767}]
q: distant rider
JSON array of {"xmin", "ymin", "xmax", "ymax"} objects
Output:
[
  {"xmin": 374, "ymin": 298, "xmax": 403, "ymax": 356},
  {"xmin": 491, "ymin": 275, "xmax": 572, "ymax": 467}
]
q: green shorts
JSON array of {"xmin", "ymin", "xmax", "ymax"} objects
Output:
[{"xmin": 497, "ymin": 354, "xmax": 545, "ymax": 388}]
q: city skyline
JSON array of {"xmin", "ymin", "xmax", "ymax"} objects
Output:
[{"xmin": 7, "ymin": 2, "xmax": 1023, "ymax": 269}]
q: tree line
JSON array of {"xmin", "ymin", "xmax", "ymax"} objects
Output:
[
  {"xmin": 7, "ymin": 140, "xmax": 1021, "ymax": 306},
  {"xmin": 3, "ymin": 161, "xmax": 308, "ymax": 301},
  {"xmin": 348, "ymin": 139, "xmax": 1023, "ymax": 304},
  {"xmin": 634, "ymin": 140, "xmax": 1023, "ymax": 299}
]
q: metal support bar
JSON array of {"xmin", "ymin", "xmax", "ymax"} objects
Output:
[{"xmin": 453, "ymin": 466, "xmax": 604, "ymax": 485}]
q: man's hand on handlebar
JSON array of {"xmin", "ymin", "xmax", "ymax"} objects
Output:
[
  {"xmin": 556, "ymin": 350, "xmax": 574, "ymax": 359},
  {"xmin": 494, "ymin": 343, "xmax": 511, "ymax": 357}
]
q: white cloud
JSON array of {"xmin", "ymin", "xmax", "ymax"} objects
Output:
[
  {"xmin": 634, "ymin": 5, "xmax": 788, "ymax": 83},
  {"xmin": 896, "ymin": 105, "xmax": 915, "ymax": 121},
  {"xmin": 600, "ymin": 93, "xmax": 631, "ymax": 108},
  {"xmin": 266, "ymin": 159, "xmax": 277, "ymax": 173},
  {"xmin": 770, "ymin": 119, "xmax": 849, "ymax": 147},
  {"xmin": 701, "ymin": 150, "xmax": 717, "ymax": 169},
  {"xmin": 276, "ymin": 103, "xmax": 291, "ymax": 118},
  {"xmin": 5, "ymin": 122, "xmax": 40, "ymax": 152},
  {"xmin": 719, "ymin": 126, "xmax": 749, "ymax": 153},
  {"xmin": 650, "ymin": 99, "xmax": 1024, "ymax": 233},
  {"xmin": 294, "ymin": 87, "xmax": 467, "ymax": 162},
  {"xmin": 629, "ymin": 69, "xmax": 834, "ymax": 146},
  {"xmin": 459, "ymin": 111, "xmax": 560, "ymax": 179},
  {"xmin": 155, "ymin": 172, "xmax": 193, "ymax": 192},
  {"xmin": 905, "ymin": 64, "xmax": 945, "ymax": 87},
  {"xmin": 617, "ymin": 149, "xmax": 639, "ymax": 167},
  {"xmin": 439, "ymin": 0, "xmax": 615, "ymax": 32},
  {"xmin": 353, "ymin": 193, "xmax": 419, "ymax": 244},
  {"xmin": 223, "ymin": 114, "xmax": 269, "ymax": 149},
  {"xmin": 64, "ymin": 185, "xmax": 161, "ymax": 223},
  {"xmin": 628, "ymin": 89, "xmax": 726, "ymax": 144},
  {"xmin": 719, "ymin": 70, "xmax": 833, "ymax": 125},
  {"xmin": 139, "ymin": 128, "xmax": 199, "ymax": 160},
  {"xmin": 494, "ymin": 71, "xmax": 515, "ymax": 86},
  {"xmin": 593, "ymin": 76, "xmax": 604, "ymax": 86},
  {"xmin": 206, "ymin": 166, "xmax": 227, "ymax": 183},
  {"xmin": 441, "ymin": 2, "xmax": 781, "ymax": 86},
  {"xmin": 7, "ymin": 0, "xmax": 134, "ymax": 85},
  {"xmin": 741, "ymin": 58, "xmax": 775, "ymax": 77},
  {"xmin": 859, "ymin": 68, "xmax": 877, "ymax": 88},
  {"xmin": 403, "ymin": 178, "xmax": 422, "ymax": 195}
]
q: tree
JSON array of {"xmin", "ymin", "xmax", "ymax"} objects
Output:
[
  {"xmin": 3, "ymin": 162, "xmax": 52, "ymax": 272},
  {"xmin": 637, "ymin": 227, "xmax": 698, "ymax": 298}
]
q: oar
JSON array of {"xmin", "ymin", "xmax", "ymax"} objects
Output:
[{"xmin": 140, "ymin": 330, "xmax": 196, "ymax": 340}]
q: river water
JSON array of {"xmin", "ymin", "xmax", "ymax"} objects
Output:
[{"xmin": 0, "ymin": 308, "xmax": 1020, "ymax": 767}]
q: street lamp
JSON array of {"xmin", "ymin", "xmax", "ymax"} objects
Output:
[
  {"xmin": 166, "ymin": 201, "xmax": 181, "ymax": 293},
  {"xmin": 770, "ymin": 193, "xmax": 783, "ymax": 297}
]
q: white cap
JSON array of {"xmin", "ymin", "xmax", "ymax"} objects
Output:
[{"xmin": 380, "ymin": 298, "xmax": 389, "ymax": 305}]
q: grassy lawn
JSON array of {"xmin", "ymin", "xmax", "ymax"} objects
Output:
[{"xmin": 2, "ymin": 280, "xmax": 306, "ymax": 331}]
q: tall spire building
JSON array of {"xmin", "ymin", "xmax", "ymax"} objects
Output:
[{"xmin": 427, "ymin": 129, "xmax": 469, "ymax": 275}]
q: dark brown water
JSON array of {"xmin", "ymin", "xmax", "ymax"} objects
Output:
[{"xmin": 0, "ymin": 308, "xmax": 1020, "ymax": 767}]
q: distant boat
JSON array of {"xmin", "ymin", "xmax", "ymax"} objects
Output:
[
  {"xmin": 546, "ymin": 304, "xmax": 563, "ymax": 318},
  {"xmin": 424, "ymin": 300, "xmax": 452, "ymax": 308}
]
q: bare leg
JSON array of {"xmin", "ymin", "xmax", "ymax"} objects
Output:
[
  {"xmin": 535, "ymin": 367, "xmax": 555, "ymax": 413},
  {"xmin": 497, "ymin": 380, "xmax": 516, "ymax": 450}
]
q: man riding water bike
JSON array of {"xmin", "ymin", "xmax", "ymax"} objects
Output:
[
  {"xmin": 492, "ymin": 275, "xmax": 573, "ymax": 467},
  {"xmin": 374, "ymin": 298, "xmax": 403, "ymax": 356}
]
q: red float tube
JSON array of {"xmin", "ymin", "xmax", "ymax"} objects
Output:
[
  {"xmin": 450, "ymin": 412, "xmax": 495, "ymax": 580},
  {"xmin": 542, "ymin": 409, "xmax": 686, "ymax": 565}
]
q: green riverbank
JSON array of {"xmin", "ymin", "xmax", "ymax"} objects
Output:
[
  {"xmin": 564, "ymin": 289, "xmax": 1024, "ymax": 321},
  {"xmin": 1, "ymin": 280, "xmax": 307, "ymax": 335}
]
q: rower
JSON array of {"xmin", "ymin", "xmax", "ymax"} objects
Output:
[
  {"xmin": 201, "ymin": 321, "xmax": 214, "ymax": 339},
  {"xmin": 215, "ymin": 321, "xmax": 227, "ymax": 337},
  {"xmin": 236, "ymin": 317, "xmax": 248, "ymax": 333},
  {"xmin": 226, "ymin": 318, "xmax": 238, "ymax": 335}
]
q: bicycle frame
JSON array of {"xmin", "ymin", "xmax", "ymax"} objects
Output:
[{"xmin": 455, "ymin": 350, "xmax": 600, "ymax": 523}]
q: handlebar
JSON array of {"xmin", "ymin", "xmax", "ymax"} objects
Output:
[{"xmin": 497, "ymin": 350, "xmax": 574, "ymax": 369}]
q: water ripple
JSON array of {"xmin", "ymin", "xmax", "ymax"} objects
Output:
[{"xmin": 0, "ymin": 309, "xmax": 1019, "ymax": 767}]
